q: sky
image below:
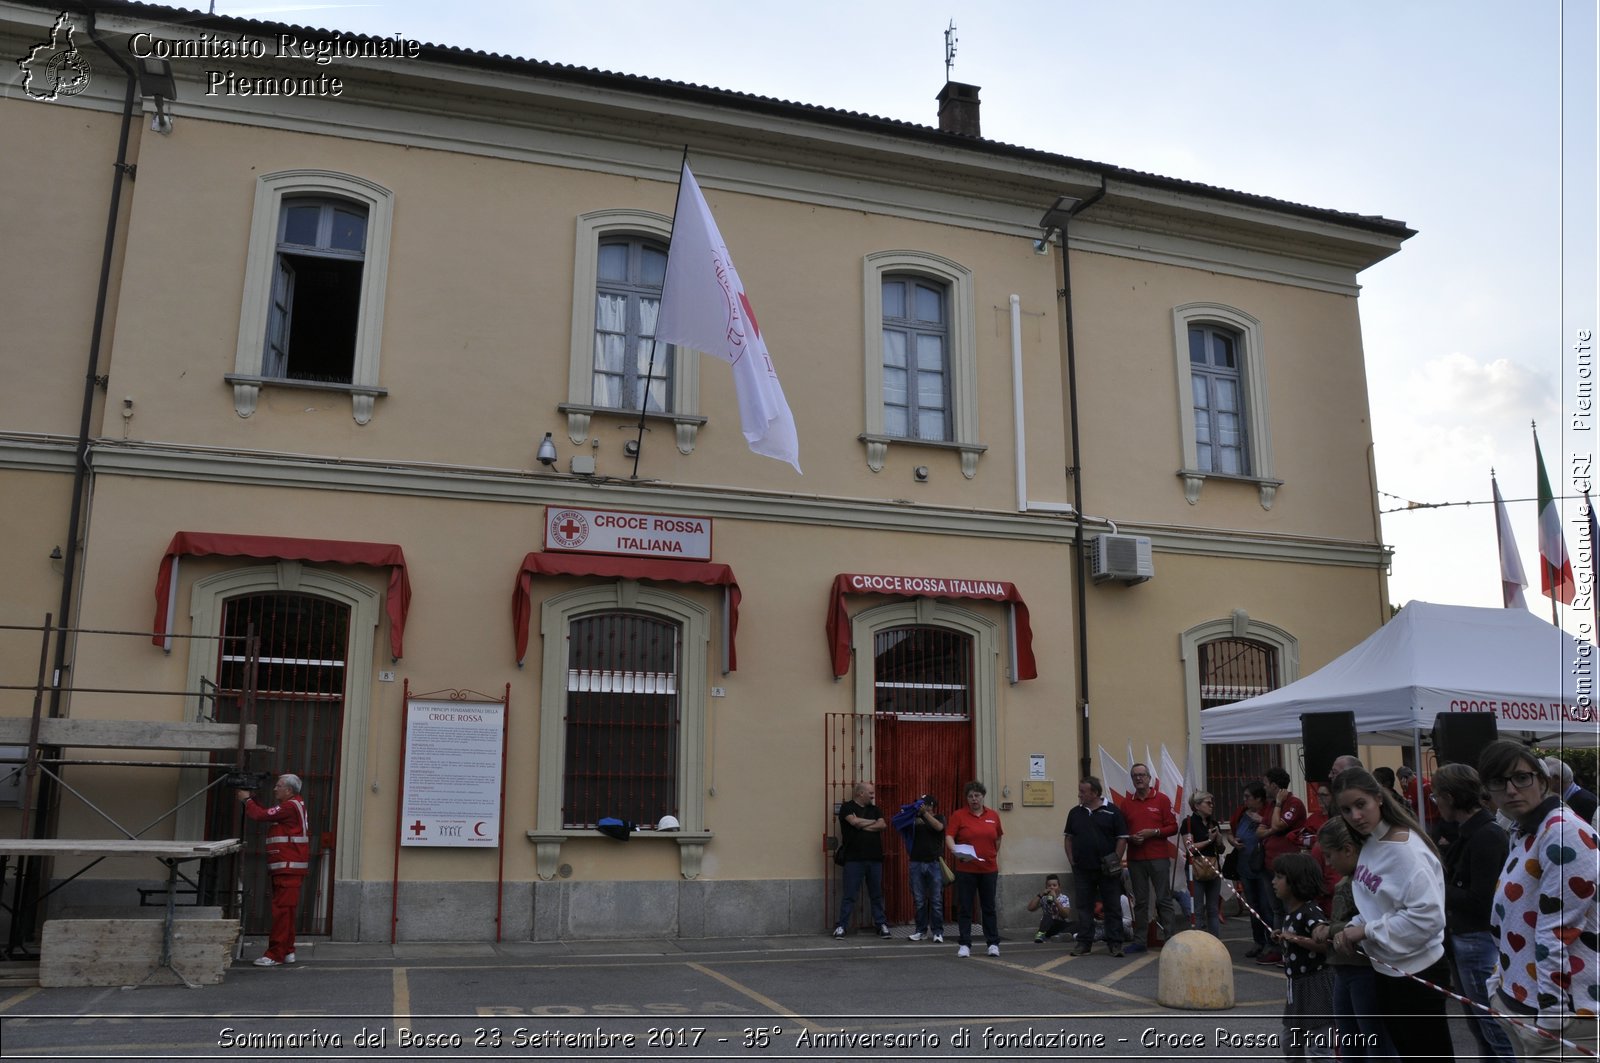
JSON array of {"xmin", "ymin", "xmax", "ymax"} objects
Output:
[{"xmin": 211, "ymin": 1, "xmax": 1599, "ymax": 632}]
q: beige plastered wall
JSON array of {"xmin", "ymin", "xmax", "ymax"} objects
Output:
[
  {"xmin": 97, "ymin": 120, "xmax": 1069, "ymax": 508},
  {"xmin": 1072, "ymin": 251, "xmax": 1380, "ymax": 541},
  {"xmin": 56, "ymin": 473, "xmax": 1078, "ymax": 887}
]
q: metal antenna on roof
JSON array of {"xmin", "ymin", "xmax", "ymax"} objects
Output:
[{"xmin": 944, "ymin": 20, "xmax": 957, "ymax": 82}]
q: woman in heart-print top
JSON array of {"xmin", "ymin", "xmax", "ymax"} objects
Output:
[{"xmin": 1479, "ymin": 739, "xmax": 1599, "ymax": 1059}]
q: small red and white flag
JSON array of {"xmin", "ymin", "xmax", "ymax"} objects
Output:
[
  {"xmin": 1535, "ymin": 430, "xmax": 1574, "ymax": 603},
  {"xmin": 1492, "ymin": 474, "xmax": 1529, "ymax": 609},
  {"xmin": 655, "ymin": 162, "xmax": 801, "ymax": 473}
]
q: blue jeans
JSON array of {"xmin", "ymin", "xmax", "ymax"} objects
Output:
[
  {"xmin": 835, "ymin": 860, "xmax": 885, "ymax": 929},
  {"xmin": 1450, "ymin": 931, "xmax": 1515, "ymax": 1063},
  {"xmin": 1332, "ymin": 965, "xmax": 1397, "ymax": 1061},
  {"xmin": 908, "ymin": 860, "xmax": 943, "ymax": 935},
  {"xmin": 953, "ymin": 871, "xmax": 998, "ymax": 947},
  {"xmin": 1240, "ymin": 868, "xmax": 1277, "ymax": 946}
]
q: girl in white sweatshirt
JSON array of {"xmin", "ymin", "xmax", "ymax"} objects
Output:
[{"xmin": 1329, "ymin": 767, "xmax": 1450, "ymax": 1062}]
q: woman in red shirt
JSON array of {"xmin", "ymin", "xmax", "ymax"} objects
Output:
[{"xmin": 946, "ymin": 780, "xmax": 1003, "ymax": 958}]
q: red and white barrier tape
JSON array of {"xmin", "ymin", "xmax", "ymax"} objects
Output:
[{"xmin": 1187, "ymin": 846, "xmax": 1597, "ymax": 1058}]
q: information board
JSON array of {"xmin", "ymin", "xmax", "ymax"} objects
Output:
[{"xmin": 400, "ymin": 699, "xmax": 504, "ymax": 847}]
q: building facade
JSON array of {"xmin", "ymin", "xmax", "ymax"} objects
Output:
[{"xmin": 0, "ymin": 0, "xmax": 1408, "ymax": 941}]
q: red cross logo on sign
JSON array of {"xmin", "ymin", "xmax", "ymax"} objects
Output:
[
  {"xmin": 409, "ymin": 820, "xmax": 426, "ymax": 837},
  {"xmin": 550, "ymin": 509, "xmax": 589, "ymax": 549}
]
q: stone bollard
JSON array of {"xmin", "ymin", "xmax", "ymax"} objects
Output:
[{"xmin": 1155, "ymin": 929, "xmax": 1235, "ymax": 1010}]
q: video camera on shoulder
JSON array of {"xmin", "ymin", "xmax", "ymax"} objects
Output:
[{"xmin": 221, "ymin": 770, "xmax": 274, "ymax": 791}]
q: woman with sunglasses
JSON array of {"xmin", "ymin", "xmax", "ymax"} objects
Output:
[
  {"xmin": 1329, "ymin": 766, "xmax": 1451, "ymax": 1061},
  {"xmin": 1477, "ymin": 740, "xmax": 1598, "ymax": 1059}
]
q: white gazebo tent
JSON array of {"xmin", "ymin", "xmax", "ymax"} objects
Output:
[{"xmin": 1200, "ymin": 603, "xmax": 1599, "ymax": 773}]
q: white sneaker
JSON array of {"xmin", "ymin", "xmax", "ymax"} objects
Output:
[
  {"xmin": 956, "ymin": 945, "xmax": 970, "ymax": 958},
  {"xmin": 986, "ymin": 944, "xmax": 1000, "ymax": 957},
  {"xmin": 832, "ymin": 926, "xmax": 844, "ymax": 938},
  {"xmin": 907, "ymin": 932, "xmax": 924, "ymax": 941},
  {"xmin": 284, "ymin": 952, "xmax": 295, "ymax": 964},
  {"xmin": 932, "ymin": 933, "xmax": 944, "ymax": 943},
  {"xmin": 252, "ymin": 956, "xmax": 280, "ymax": 967}
]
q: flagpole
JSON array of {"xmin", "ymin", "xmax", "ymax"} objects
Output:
[
  {"xmin": 1536, "ymin": 423, "xmax": 1559, "ymax": 625},
  {"xmin": 630, "ymin": 148, "xmax": 691, "ymax": 480}
]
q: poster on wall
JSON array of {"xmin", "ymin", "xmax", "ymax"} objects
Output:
[{"xmin": 400, "ymin": 699, "xmax": 505, "ymax": 847}]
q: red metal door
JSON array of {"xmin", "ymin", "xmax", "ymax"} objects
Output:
[
  {"xmin": 823, "ymin": 625, "xmax": 973, "ymax": 929},
  {"xmin": 204, "ymin": 592, "xmax": 348, "ymax": 937}
]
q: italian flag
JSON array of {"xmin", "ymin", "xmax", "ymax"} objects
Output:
[{"xmin": 1535, "ymin": 431, "xmax": 1575, "ymax": 603}]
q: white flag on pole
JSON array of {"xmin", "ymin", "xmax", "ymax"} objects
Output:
[
  {"xmin": 655, "ymin": 162, "xmax": 801, "ymax": 473},
  {"xmin": 1492, "ymin": 474, "xmax": 1529, "ymax": 609}
]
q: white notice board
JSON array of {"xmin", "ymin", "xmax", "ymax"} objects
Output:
[{"xmin": 400, "ymin": 699, "xmax": 505, "ymax": 847}]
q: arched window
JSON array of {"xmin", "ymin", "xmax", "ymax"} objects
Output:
[
  {"xmin": 265, "ymin": 197, "xmax": 369, "ymax": 383},
  {"xmin": 230, "ymin": 170, "xmax": 394, "ymax": 424},
  {"xmin": 531, "ymin": 582, "xmax": 713, "ymax": 880},
  {"xmin": 561, "ymin": 610, "xmax": 681, "ymax": 828},
  {"xmin": 563, "ymin": 210, "xmax": 705, "ymax": 452},
  {"xmin": 1188, "ymin": 323, "xmax": 1247, "ymax": 475},
  {"xmin": 880, "ymin": 275, "xmax": 952, "ymax": 442},
  {"xmin": 1180, "ymin": 614, "xmax": 1299, "ymax": 807},
  {"xmin": 1171, "ymin": 303, "xmax": 1278, "ymax": 507},
  {"xmin": 861, "ymin": 251, "xmax": 982, "ymax": 477}
]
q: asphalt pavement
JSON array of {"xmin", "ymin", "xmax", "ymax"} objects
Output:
[{"xmin": 0, "ymin": 915, "xmax": 1481, "ymax": 1061}]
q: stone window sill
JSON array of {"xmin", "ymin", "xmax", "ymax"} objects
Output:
[
  {"xmin": 858, "ymin": 433, "xmax": 987, "ymax": 479},
  {"xmin": 526, "ymin": 829, "xmax": 712, "ymax": 881},
  {"xmin": 558, "ymin": 403, "xmax": 709, "ymax": 455},
  {"xmin": 1177, "ymin": 468, "xmax": 1284, "ymax": 510},
  {"xmin": 225, "ymin": 373, "xmax": 388, "ymax": 425}
]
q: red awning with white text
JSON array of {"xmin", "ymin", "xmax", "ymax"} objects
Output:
[
  {"xmin": 152, "ymin": 532, "xmax": 411, "ymax": 659},
  {"xmin": 826, "ymin": 572, "xmax": 1037, "ymax": 680}
]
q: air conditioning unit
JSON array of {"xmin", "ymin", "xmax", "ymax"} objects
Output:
[{"xmin": 1091, "ymin": 534, "xmax": 1154, "ymax": 584}]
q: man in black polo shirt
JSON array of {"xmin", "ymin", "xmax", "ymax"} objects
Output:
[
  {"xmin": 833, "ymin": 782, "xmax": 890, "ymax": 938},
  {"xmin": 1064, "ymin": 776, "xmax": 1129, "ymax": 957}
]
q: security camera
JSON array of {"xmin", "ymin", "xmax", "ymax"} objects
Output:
[{"xmin": 536, "ymin": 432, "xmax": 558, "ymax": 467}]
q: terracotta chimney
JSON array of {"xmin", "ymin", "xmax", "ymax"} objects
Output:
[{"xmin": 936, "ymin": 81, "xmax": 981, "ymax": 137}]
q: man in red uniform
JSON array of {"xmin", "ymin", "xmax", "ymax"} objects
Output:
[
  {"xmin": 1397, "ymin": 766, "xmax": 1439, "ymax": 831},
  {"xmin": 237, "ymin": 773, "xmax": 310, "ymax": 967},
  {"xmin": 1115, "ymin": 763, "xmax": 1182, "ymax": 952},
  {"xmin": 1259, "ymin": 766, "xmax": 1306, "ymax": 962}
]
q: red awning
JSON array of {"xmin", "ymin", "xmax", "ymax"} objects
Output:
[
  {"xmin": 825, "ymin": 572, "xmax": 1038, "ymax": 680},
  {"xmin": 152, "ymin": 532, "xmax": 411, "ymax": 659},
  {"xmin": 512, "ymin": 553, "xmax": 740, "ymax": 670}
]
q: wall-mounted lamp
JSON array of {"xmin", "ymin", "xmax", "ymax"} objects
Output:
[
  {"xmin": 1035, "ymin": 194, "xmax": 1082, "ymax": 252},
  {"xmin": 914, "ymin": 465, "xmax": 930, "ymax": 482},
  {"xmin": 623, "ymin": 439, "xmax": 641, "ymax": 458},
  {"xmin": 137, "ymin": 57, "xmax": 177, "ymax": 134},
  {"xmin": 536, "ymin": 432, "xmax": 558, "ymax": 467}
]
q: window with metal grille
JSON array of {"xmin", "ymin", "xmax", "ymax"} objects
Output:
[
  {"xmin": 218, "ymin": 592, "xmax": 350, "ymax": 699},
  {"xmin": 1199, "ymin": 637, "xmax": 1279, "ymax": 815},
  {"xmin": 873, "ymin": 626, "xmax": 971, "ymax": 719},
  {"xmin": 563, "ymin": 611, "xmax": 681, "ymax": 828}
]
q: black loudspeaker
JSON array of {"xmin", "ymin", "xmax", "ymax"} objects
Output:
[
  {"xmin": 1301, "ymin": 711, "xmax": 1358, "ymax": 784},
  {"xmin": 1432, "ymin": 712, "xmax": 1498, "ymax": 766}
]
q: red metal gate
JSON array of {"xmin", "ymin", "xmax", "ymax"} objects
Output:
[
  {"xmin": 822, "ymin": 625, "xmax": 973, "ymax": 929},
  {"xmin": 204, "ymin": 592, "xmax": 348, "ymax": 937}
]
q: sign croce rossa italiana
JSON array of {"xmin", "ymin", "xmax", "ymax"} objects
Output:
[{"xmin": 544, "ymin": 506, "xmax": 712, "ymax": 561}]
